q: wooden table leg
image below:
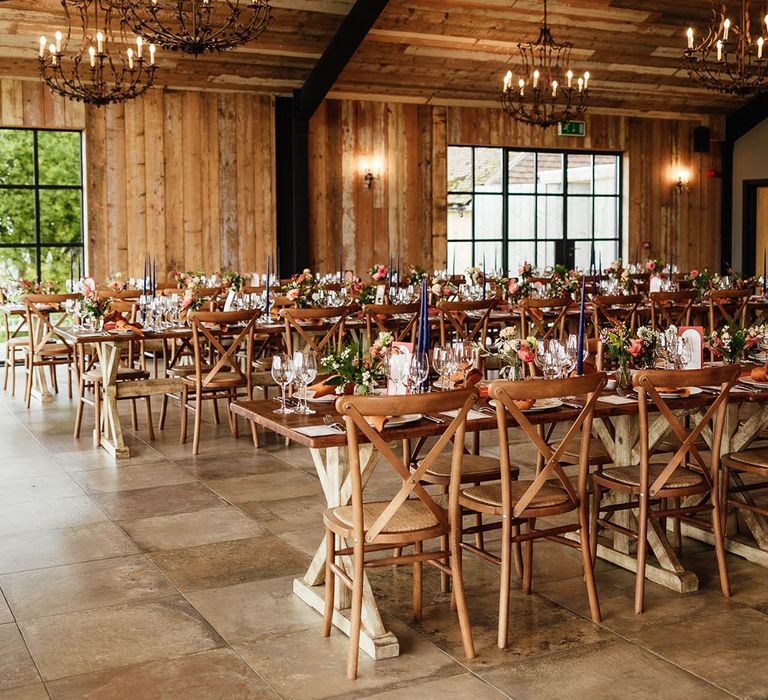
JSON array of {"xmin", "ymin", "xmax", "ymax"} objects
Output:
[
  {"xmin": 29, "ymin": 314, "xmax": 52, "ymax": 403},
  {"xmin": 293, "ymin": 444, "xmax": 400, "ymax": 661},
  {"xmin": 96, "ymin": 341, "xmax": 130, "ymax": 459}
]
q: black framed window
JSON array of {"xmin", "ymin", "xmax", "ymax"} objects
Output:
[
  {"xmin": 0, "ymin": 128, "xmax": 84, "ymax": 290},
  {"xmin": 447, "ymin": 146, "xmax": 622, "ymax": 274}
]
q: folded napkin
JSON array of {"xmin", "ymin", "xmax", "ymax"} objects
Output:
[
  {"xmin": 449, "ymin": 368, "xmax": 483, "ymax": 389},
  {"xmin": 364, "ymin": 416, "xmax": 389, "ymax": 432},
  {"xmin": 599, "ymin": 395, "xmax": 637, "ymax": 405},
  {"xmin": 294, "ymin": 425, "xmax": 344, "ymax": 438},
  {"xmin": 309, "ymin": 377, "xmax": 345, "ymax": 398},
  {"xmin": 103, "ymin": 313, "xmax": 144, "ymax": 337},
  {"xmin": 441, "ymin": 409, "xmax": 490, "ymax": 421}
]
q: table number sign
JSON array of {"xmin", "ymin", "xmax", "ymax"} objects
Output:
[
  {"xmin": 375, "ymin": 284, "xmax": 387, "ymax": 304},
  {"xmin": 649, "ymin": 276, "xmax": 663, "ymax": 293},
  {"xmin": 387, "ymin": 341, "xmax": 413, "ymax": 395},
  {"xmin": 679, "ymin": 326, "xmax": 704, "ymax": 369}
]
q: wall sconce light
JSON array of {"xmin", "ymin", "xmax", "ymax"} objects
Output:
[
  {"xmin": 675, "ymin": 168, "xmax": 690, "ymax": 194},
  {"xmin": 362, "ymin": 158, "xmax": 383, "ymax": 189}
]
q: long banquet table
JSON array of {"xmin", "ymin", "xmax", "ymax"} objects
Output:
[{"xmin": 231, "ymin": 385, "xmax": 768, "ymax": 660}]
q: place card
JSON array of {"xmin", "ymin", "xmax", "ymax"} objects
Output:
[
  {"xmin": 387, "ymin": 341, "xmax": 413, "ymax": 395},
  {"xmin": 679, "ymin": 326, "xmax": 704, "ymax": 369},
  {"xmin": 294, "ymin": 425, "xmax": 344, "ymax": 437}
]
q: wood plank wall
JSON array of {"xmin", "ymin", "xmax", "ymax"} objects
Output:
[
  {"xmin": 0, "ymin": 79, "xmax": 276, "ymax": 282},
  {"xmin": 309, "ymin": 100, "xmax": 724, "ymax": 274}
]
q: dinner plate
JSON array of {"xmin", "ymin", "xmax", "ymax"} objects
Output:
[
  {"xmin": 632, "ymin": 386, "xmax": 703, "ymax": 399},
  {"xmin": 107, "ymin": 329, "xmax": 135, "ymax": 335},
  {"xmin": 737, "ymin": 376, "xmax": 768, "ymax": 388},
  {"xmin": 381, "ymin": 413, "xmax": 422, "ymax": 428},
  {"xmin": 489, "ymin": 398, "xmax": 563, "ymax": 412}
]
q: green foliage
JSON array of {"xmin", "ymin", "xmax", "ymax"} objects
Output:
[{"xmin": 0, "ymin": 128, "xmax": 83, "ymax": 293}]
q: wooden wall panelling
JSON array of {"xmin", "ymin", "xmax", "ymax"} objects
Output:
[
  {"xmin": 103, "ymin": 105, "xmax": 128, "ymax": 278},
  {"xmin": 181, "ymin": 91, "xmax": 204, "ymax": 272},
  {"xmin": 163, "ymin": 91, "xmax": 185, "ymax": 277},
  {"xmin": 123, "ymin": 98, "xmax": 147, "ymax": 278},
  {"xmin": 431, "ymin": 106, "xmax": 447, "ymax": 269},
  {"xmin": 235, "ymin": 93, "xmax": 255, "ymax": 272},
  {"xmin": 144, "ymin": 90, "xmax": 167, "ymax": 279},
  {"xmin": 85, "ymin": 106, "xmax": 107, "ymax": 280}
]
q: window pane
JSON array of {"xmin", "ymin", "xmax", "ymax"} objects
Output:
[
  {"xmin": 0, "ymin": 189, "xmax": 36, "ymax": 243},
  {"xmin": 508, "ymin": 242, "xmax": 535, "ymax": 276},
  {"xmin": 37, "ymin": 131, "xmax": 81, "ymax": 186},
  {"xmin": 448, "ymin": 146, "xmax": 472, "ymax": 192},
  {"xmin": 508, "ymin": 151, "xmax": 535, "ymax": 193},
  {"xmin": 447, "ymin": 194, "xmax": 473, "ymax": 240},
  {"xmin": 40, "ymin": 246, "xmax": 80, "ymax": 291},
  {"xmin": 567, "ymin": 153, "xmax": 592, "ymax": 194},
  {"xmin": 573, "ymin": 241, "xmax": 594, "ymax": 272},
  {"xmin": 536, "ymin": 241, "xmax": 556, "ymax": 270},
  {"xmin": 508, "ymin": 196, "xmax": 535, "ymax": 239},
  {"xmin": 0, "ymin": 130, "xmax": 33, "ymax": 185},
  {"xmin": 474, "ymin": 240, "xmax": 502, "ymax": 272},
  {"xmin": 537, "ymin": 153, "xmax": 563, "ymax": 193},
  {"xmin": 474, "ymin": 148, "xmax": 502, "ymax": 193},
  {"xmin": 538, "ymin": 196, "xmax": 563, "ymax": 239},
  {"xmin": 447, "ymin": 241, "xmax": 472, "ymax": 275},
  {"xmin": 567, "ymin": 197, "xmax": 592, "ymax": 239},
  {"xmin": 475, "ymin": 194, "xmax": 502, "ymax": 239},
  {"xmin": 0, "ymin": 247, "xmax": 36, "ymax": 283},
  {"xmin": 39, "ymin": 189, "xmax": 82, "ymax": 244},
  {"xmin": 594, "ymin": 155, "xmax": 619, "ymax": 195},
  {"xmin": 594, "ymin": 197, "xmax": 618, "ymax": 239}
]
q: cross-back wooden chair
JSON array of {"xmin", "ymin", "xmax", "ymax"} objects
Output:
[
  {"xmin": 649, "ymin": 290, "xmax": 697, "ymax": 330},
  {"xmin": 96, "ymin": 288, "xmax": 140, "ymax": 300},
  {"xmin": 591, "ymin": 365, "xmax": 739, "ymax": 614},
  {"xmin": 179, "ymin": 309, "xmax": 257, "ymax": 454},
  {"xmin": 721, "ymin": 444, "xmax": 768, "ymax": 554},
  {"xmin": 324, "ymin": 388, "xmax": 477, "ymax": 679},
  {"xmin": 517, "ymin": 295, "xmax": 570, "ymax": 344},
  {"xmin": 2, "ymin": 306, "xmax": 29, "ymax": 397},
  {"xmin": 361, "ymin": 302, "xmax": 420, "ymax": 346},
  {"xmin": 629, "ymin": 273, "xmax": 650, "ymax": 296},
  {"xmin": 456, "ymin": 373, "xmax": 606, "ymax": 649},
  {"xmin": 74, "ymin": 300, "xmax": 154, "ymax": 444},
  {"xmin": 281, "ymin": 306, "xmax": 355, "ymax": 356},
  {"xmin": 708, "ymin": 287, "xmax": 754, "ymax": 334},
  {"xmin": 22, "ymin": 293, "xmax": 79, "ymax": 408},
  {"xmin": 437, "ymin": 298, "xmax": 496, "ymax": 347},
  {"xmin": 592, "ymin": 294, "xmax": 643, "ymax": 338}
]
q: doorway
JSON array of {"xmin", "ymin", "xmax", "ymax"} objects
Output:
[{"xmin": 742, "ymin": 179, "xmax": 768, "ymax": 276}]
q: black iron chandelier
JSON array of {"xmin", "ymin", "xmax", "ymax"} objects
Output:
[
  {"xmin": 39, "ymin": 0, "xmax": 157, "ymax": 105},
  {"xmin": 111, "ymin": 0, "xmax": 271, "ymax": 55},
  {"xmin": 684, "ymin": 1, "xmax": 768, "ymax": 94},
  {"xmin": 500, "ymin": 0, "xmax": 591, "ymax": 128}
]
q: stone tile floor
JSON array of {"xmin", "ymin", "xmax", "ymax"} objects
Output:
[{"xmin": 1, "ymin": 377, "xmax": 767, "ymax": 699}]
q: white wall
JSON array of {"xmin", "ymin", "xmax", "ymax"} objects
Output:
[{"xmin": 732, "ymin": 118, "xmax": 768, "ymax": 269}]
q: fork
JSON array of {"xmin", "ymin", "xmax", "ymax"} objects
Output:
[{"xmin": 322, "ymin": 415, "xmax": 346, "ymax": 432}]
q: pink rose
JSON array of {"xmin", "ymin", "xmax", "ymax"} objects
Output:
[
  {"xmin": 627, "ymin": 339, "xmax": 644, "ymax": 357},
  {"xmin": 518, "ymin": 348, "xmax": 535, "ymax": 363},
  {"xmin": 645, "ymin": 261, "xmax": 656, "ymax": 272},
  {"xmin": 286, "ymin": 289, "xmax": 300, "ymax": 301},
  {"xmin": 690, "ymin": 269, "xmax": 699, "ymax": 278},
  {"xmin": 508, "ymin": 281, "xmax": 519, "ymax": 295}
]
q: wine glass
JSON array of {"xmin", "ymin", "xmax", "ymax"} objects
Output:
[
  {"xmin": 432, "ymin": 346, "xmax": 453, "ymax": 389},
  {"xmin": 453, "ymin": 342, "xmax": 474, "ymax": 385},
  {"xmin": 534, "ymin": 340, "xmax": 548, "ymax": 376},
  {"xmin": 408, "ymin": 351, "xmax": 429, "ymax": 394},
  {"xmin": 271, "ymin": 354, "xmax": 295, "ymax": 414},
  {"xmin": 386, "ymin": 351, "xmax": 409, "ymax": 394},
  {"xmin": 677, "ymin": 336, "xmax": 692, "ymax": 370}
]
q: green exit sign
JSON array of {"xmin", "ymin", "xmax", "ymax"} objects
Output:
[{"xmin": 558, "ymin": 121, "xmax": 586, "ymax": 137}]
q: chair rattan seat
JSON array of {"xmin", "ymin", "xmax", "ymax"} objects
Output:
[
  {"xmin": 84, "ymin": 367, "xmax": 149, "ymax": 382},
  {"xmin": 723, "ymin": 448, "xmax": 768, "ymax": 474},
  {"xmin": 327, "ymin": 499, "xmax": 442, "ymax": 534},
  {"xmin": 36, "ymin": 343, "xmax": 70, "ymax": 357},
  {"xmin": 596, "ymin": 464, "xmax": 703, "ymax": 490},
  {"xmin": 416, "ymin": 454, "xmax": 509, "ymax": 484},
  {"xmin": 182, "ymin": 370, "xmax": 244, "ymax": 388},
  {"xmin": 6, "ymin": 337, "xmax": 27, "ymax": 347},
  {"xmin": 556, "ymin": 433, "xmax": 611, "ymax": 464},
  {"xmin": 461, "ymin": 480, "xmax": 571, "ymax": 510}
]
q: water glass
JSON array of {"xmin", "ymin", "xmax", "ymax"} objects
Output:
[{"xmin": 271, "ymin": 354, "xmax": 295, "ymax": 414}]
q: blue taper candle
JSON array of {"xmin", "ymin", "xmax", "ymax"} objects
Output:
[
  {"xmin": 143, "ymin": 255, "xmax": 147, "ymax": 296},
  {"xmin": 482, "ymin": 255, "xmax": 486, "ymax": 299},
  {"xmin": 763, "ymin": 248, "xmax": 766, "ymax": 296},
  {"xmin": 265, "ymin": 255, "xmax": 270, "ymax": 321},
  {"xmin": 152, "ymin": 257, "xmax": 156, "ymax": 298},
  {"xmin": 396, "ymin": 250, "xmax": 400, "ymax": 289},
  {"xmin": 577, "ymin": 273, "xmax": 586, "ymax": 376}
]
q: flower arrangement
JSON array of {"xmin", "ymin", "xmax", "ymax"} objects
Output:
[
  {"xmin": 430, "ymin": 275, "xmax": 457, "ymax": 301},
  {"xmin": 505, "ymin": 276, "xmax": 532, "ymax": 304},
  {"xmin": 181, "ymin": 291, "xmax": 205, "ymax": 314},
  {"xmin": 220, "ymin": 270, "xmax": 246, "ymax": 292},
  {"xmin": 81, "ymin": 280, "xmax": 111, "ymax": 321},
  {"xmin": 518, "ymin": 261, "xmax": 534, "ymax": 281},
  {"xmin": 630, "ymin": 326, "xmax": 660, "ymax": 370},
  {"xmin": 345, "ymin": 278, "xmax": 376, "ymax": 305},
  {"xmin": 478, "ymin": 326, "xmax": 536, "ymax": 379},
  {"xmin": 172, "ymin": 270, "xmax": 207, "ymax": 290},
  {"xmin": 104, "ymin": 272, "xmax": 127, "ymax": 292},
  {"xmin": 368, "ymin": 264, "xmax": 389, "ymax": 282},
  {"xmin": 282, "ymin": 269, "xmax": 317, "ymax": 308},
  {"xmin": 405, "ymin": 266, "xmax": 427, "ymax": 285},
  {"xmin": 321, "ymin": 332, "xmax": 394, "ymax": 395},
  {"xmin": 606, "ymin": 259, "xmax": 623, "ymax": 276},
  {"xmin": 645, "ymin": 258, "xmax": 662, "ymax": 273},
  {"xmin": 465, "ymin": 267, "xmax": 484, "ymax": 286},
  {"xmin": 16, "ymin": 278, "xmax": 55, "ymax": 295},
  {"xmin": 550, "ymin": 264, "xmax": 580, "ymax": 298},
  {"xmin": 707, "ymin": 323, "xmax": 767, "ymax": 364},
  {"xmin": 687, "ymin": 268, "xmax": 714, "ymax": 295}
]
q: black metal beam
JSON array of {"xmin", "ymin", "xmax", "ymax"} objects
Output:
[
  {"xmin": 294, "ymin": 0, "xmax": 389, "ymax": 122},
  {"xmin": 726, "ymin": 91, "xmax": 768, "ymax": 142},
  {"xmin": 275, "ymin": 0, "xmax": 389, "ymax": 277}
]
